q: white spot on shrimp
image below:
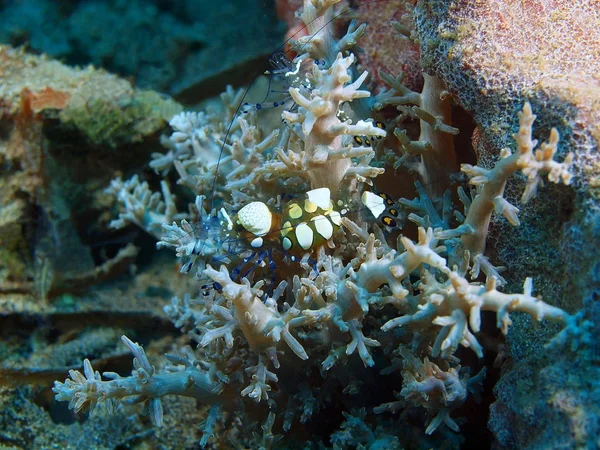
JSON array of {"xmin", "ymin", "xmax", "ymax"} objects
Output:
[
  {"xmin": 295, "ymin": 222, "xmax": 314, "ymax": 250},
  {"xmin": 250, "ymin": 237, "xmax": 264, "ymax": 248},
  {"xmin": 282, "ymin": 236, "xmax": 292, "ymax": 251},
  {"xmin": 312, "ymin": 215, "xmax": 333, "ymax": 240},
  {"xmin": 237, "ymin": 202, "xmax": 272, "ymax": 236},
  {"xmin": 329, "ymin": 210, "xmax": 342, "ymax": 226},
  {"xmin": 361, "ymin": 191, "xmax": 386, "ymax": 219},
  {"xmin": 307, "ymin": 188, "xmax": 331, "ymax": 210}
]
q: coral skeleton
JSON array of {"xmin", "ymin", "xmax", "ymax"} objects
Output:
[{"xmin": 54, "ymin": 0, "xmax": 581, "ymax": 445}]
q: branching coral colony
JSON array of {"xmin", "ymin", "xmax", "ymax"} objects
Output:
[{"xmin": 54, "ymin": 0, "xmax": 577, "ymax": 446}]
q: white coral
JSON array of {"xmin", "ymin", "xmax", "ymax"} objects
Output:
[
  {"xmin": 105, "ymin": 175, "xmax": 179, "ymax": 238},
  {"xmin": 281, "ymin": 52, "xmax": 385, "ymax": 192}
]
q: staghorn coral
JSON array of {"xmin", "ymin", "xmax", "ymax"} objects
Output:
[
  {"xmin": 52, "ymin": 0, "xmax": 591, "ymax": 447},
  {"xmin": 437, "ymin": 101, "xmax": 573, "ymax": 283}
]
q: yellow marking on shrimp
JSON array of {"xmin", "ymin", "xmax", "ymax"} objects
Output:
[
  {"xmin": 281, "ymin": 220, "xmax": 293, "ymax": 237},
  {"xmin": 304, "ymin": 199, "xmax": 317, "ymax": 213},
  {"xmin": 288, "ymin": 203, "xmax": 303, "ymax": 220},
  {"xmin": 382, "ymin": 216, "xmax": 397, "ymax": 227}
]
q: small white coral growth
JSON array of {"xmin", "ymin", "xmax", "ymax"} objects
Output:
[
  {"xmin": 151, "ymin": 85, "xmax": 277, "ymax": 201},
  {"xmin": 513, "ymin": 103, "xmax": 573, "ymax": 202},
  {"xmin": 105, "ymin": 175, "xmax": 180, "ymax": 238},
  {"xmin": 349, "ymin": 226, "xmax": 448, "ymax": 300},
  {"xmin": 151, "ymin": 111, "xmax": 221, "ymax": 176},
  {"xmin": 301, "ymin": 227, "xmax": 446, "ymax": 370}
]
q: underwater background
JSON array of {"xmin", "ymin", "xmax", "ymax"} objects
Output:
[{"xmin": 0, "ymin": 0, "xmax": 598, "ymax": 449}]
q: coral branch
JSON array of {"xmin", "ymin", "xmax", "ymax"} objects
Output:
[{"xmin": 53, "ymin": 336, "xmax": 222, "ymax": 425}]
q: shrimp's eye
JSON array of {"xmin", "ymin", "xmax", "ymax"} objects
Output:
[
  {"xmin": 374, "ymin": 121, "xmax": 386, "ymax": 139},
  {"xmin": 381, "ymin": 216, "xmax": 397, "ymax": 227}
]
